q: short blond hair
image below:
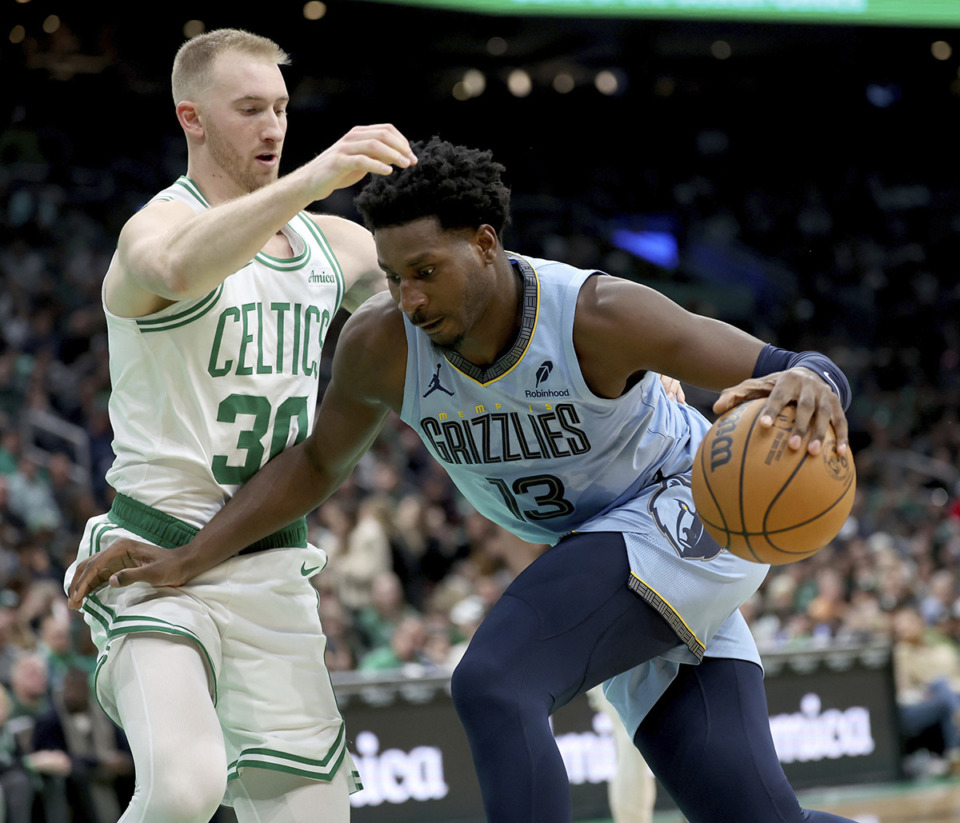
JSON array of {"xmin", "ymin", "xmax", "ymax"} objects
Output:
[{"xmin": 171, "ymin": 28, "xmax": 290, "ymax": 105}]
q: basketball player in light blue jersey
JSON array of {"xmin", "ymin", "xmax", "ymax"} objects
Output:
[
  {"xmin": 62, "ymin": 28, "xmax": 416, "ymax": 823},
  {"xmin": 69, "ymin": 137, "xmax": 856, "ymax": 823}
]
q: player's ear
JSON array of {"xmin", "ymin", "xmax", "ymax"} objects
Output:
[
  {"xmin": 177, "ymin": 100, "xmax": 204, "ymax": 137},
  {"xmin": 475, "ymin": 224, "xmax": 499, "ymax": 261}
]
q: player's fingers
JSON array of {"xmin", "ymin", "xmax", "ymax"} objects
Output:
[
  {"xmin": 712, "ymin": 391, "xmax": 735, "ymax": 415},
  {"xmin": 356, "ymin": 140, "xmax": 416, "ymax": 170},
  {"xmin": 369, "ymin": 124, "xmax": 418, "ymax": 164},
  {"xmin": 367, "ymin": 123, "xmax": 417, "ymax": 161},
  {"xmin": 312, "ymin": 141, "xmax": 401, "ymax": 187},
  {"xmin": 831, "ymin": 409, "xmax": 850, "ymax": 455},
  {"xmin": 68, "ymin": 539, "xmax": 161, "ymax": 606},
  {"xmin": 341, "ymin": 126, "xmax": 417, "ymax": 168},
  {"xmin": 113, "ymin": 544, "xmax": 187, "ymax": 588},
  {"xmin": 789, "ymin": 390, "xmax": 818, "ymax": 452},
  {"xmin": 758, "ymin": 383, "xmax": 810, "ymax": 451},
  {"xmin": 348, "ymin": 122, "xmax": 411, "ymax": 147},
  {"xmin": 67, "ymin": 558, "xmax": 112, "ymax": 608},
  {"xmin": 69, "ymin": 557, "xmax": 113, "ymax": 604},
  {"xmin": 713, "ymin": 379, "xmax": 768, "ymax": 415},
  {"xmin": 808, "ymin": 396, "xmax": 840, "ymax": 456},
  {"xmin": 110, "ymin": 556, "xmax": 178, "ymax": 589},
  {"xmin": 66, "ymin": 557, "xmax": 89, "ymax": 604},
  {"xmin": 659, "ymin": 375, "xmax": 684, "ymax": 403},
  {"xmin": 714, "ymin": 392, "xmax": 751, "ymax": 416},
  {"xmin": 766, "ymin": 371, "xmax": 836, "ymax": 454},
  {"xmin": 807, "ymin": 393, "xmax": 849, "ymax": 457},
  {"xmin": 111, "ymin": 567, "xmax": 149, "ymax": 588},
  {"xmin": 327, "ymin": 147, "xmax": 411, "ymax": 186}
]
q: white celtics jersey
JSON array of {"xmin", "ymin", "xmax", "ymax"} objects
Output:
[
  {"xmin": 105, "ymin": 177, "xmax": 345, "ymax": 528},
  {"xmin": 399, "ymin": 253, "xmax": 714, "ymax": 546}
]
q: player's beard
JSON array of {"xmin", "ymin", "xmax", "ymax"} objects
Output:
[
  {"xmin": 419, "ymin": 277, "xmax": 490, "ymax": 357},
  {"xmin": 205, "ymin": 118, "xmax": 276, "ymax": 193}
]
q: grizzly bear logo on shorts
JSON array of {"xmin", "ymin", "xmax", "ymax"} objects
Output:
[{"xmin": 648, "ymin": 476, "xmax": 724, "ymax": 561}]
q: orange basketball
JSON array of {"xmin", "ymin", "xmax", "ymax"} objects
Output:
[{"xmin": 691, "ymin": 397, "xmax": 856, "ymax": 565}]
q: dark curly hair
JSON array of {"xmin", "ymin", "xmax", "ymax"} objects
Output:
[{"xmin": 355, "ymin": 136, "xmax": 511, "ymax": 238}]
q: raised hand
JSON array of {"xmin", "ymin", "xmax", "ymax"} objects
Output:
[{"xmin": 303, "ymin": 124, "xmax": 417, "ymax": 202}]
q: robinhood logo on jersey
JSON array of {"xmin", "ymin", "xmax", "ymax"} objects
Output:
[{"xmin": 525, "ymin": 360, "xmax": 570, "ymax": 399}]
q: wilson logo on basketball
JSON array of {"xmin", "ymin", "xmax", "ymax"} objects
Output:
[{"xmin": 708, "ymin": 405, "xmax": 744, "ymax": 471}]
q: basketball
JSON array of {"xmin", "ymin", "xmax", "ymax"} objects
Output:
[{"xmin": 691, "ymin": 397, "xmax": 856, "ymax": 565}]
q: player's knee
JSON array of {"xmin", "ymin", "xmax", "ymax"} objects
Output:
[
  {"xmin": 146, "ymin": 783, "xmax": 225, "ymax": 822},
  {"xmin": 144, "ymin": 751, "xmax": 226, "ymax": 822},
  {"xmin": 451, "ymin": 645, "xmax": 513, "ymax": 719},
  {"xmin": 147, "ymin": 792, "xmax": 223, "ymax": 823}
]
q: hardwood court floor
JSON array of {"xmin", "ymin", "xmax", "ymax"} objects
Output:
[{"xmin": 630, "ymin": 776, "xmax": 960, "ymax": 823}]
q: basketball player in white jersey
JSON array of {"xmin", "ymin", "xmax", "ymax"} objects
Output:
[
  {"xmin": 62, "ymin": 28, "xmax": 415, "ymax": 823},
  {"xmin": 69, "ymin": 137, "xmax": 856, "ymax": 823}
]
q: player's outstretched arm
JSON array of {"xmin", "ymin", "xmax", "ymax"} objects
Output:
[
  {"xmin": 67, "ymin": 295, "xmax": 406, "ymax": 607},
  {"xmin": 111, "ymin": 125, "xmax": 415, "ymax": 315},
  {"xmin": 573, "ymin": 274, "xmax": 849, "ymax": 456},
  {"xmin": 67, "ymin": 370, "xmax": 687, "ymax": 605}
]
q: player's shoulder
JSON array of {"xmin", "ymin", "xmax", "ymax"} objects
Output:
[
  {"xmin": 574, "ymin": 271, "xmax": 652, "ymax": 319},
  {"xmin": 570, "ymin": 272, "xmax": 660, "ymax": 375},
  {"xmin": 118, "ymin": 196, "xmax": 194, "ymax": 242},
  {"xmin": 347, "ymin": 289, "xmax": 399, "ymax": 320},
  {"xmin": 333, "ymin": 292, "xmax": 407, "ymax": 398},
  {"xmin": 340, "ymin": 291, "xmax": 403, "ymax": 345}
]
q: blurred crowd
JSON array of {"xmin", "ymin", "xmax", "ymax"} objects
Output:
[{"xmin": 2, "ymin": 18, "xmax": 960, "ymax": 819}]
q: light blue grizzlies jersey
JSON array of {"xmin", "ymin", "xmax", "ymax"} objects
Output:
[
  {"xmin": 401, "ymin": 253, "xmax": 766, "ymax": 729},
  {"xmin": 402, "ymin": 253, "xmax": 714, "ymax": 546}
]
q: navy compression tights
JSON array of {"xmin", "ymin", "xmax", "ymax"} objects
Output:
[{"xmin": 450, "ymin": 532, "xmax": 855, "ymax": 823}]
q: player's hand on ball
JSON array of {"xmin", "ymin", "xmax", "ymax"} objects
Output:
[
  {"xmin": 692, "ymin": 397, "xmax": 856, "ymax": 564},
  {"xmin": 67, "ymin": 539, "xmax": 188, "ymax": 609},
  {"xmin": 713, "ymin": 367, "xmax": 848, "ymax": 457}
]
